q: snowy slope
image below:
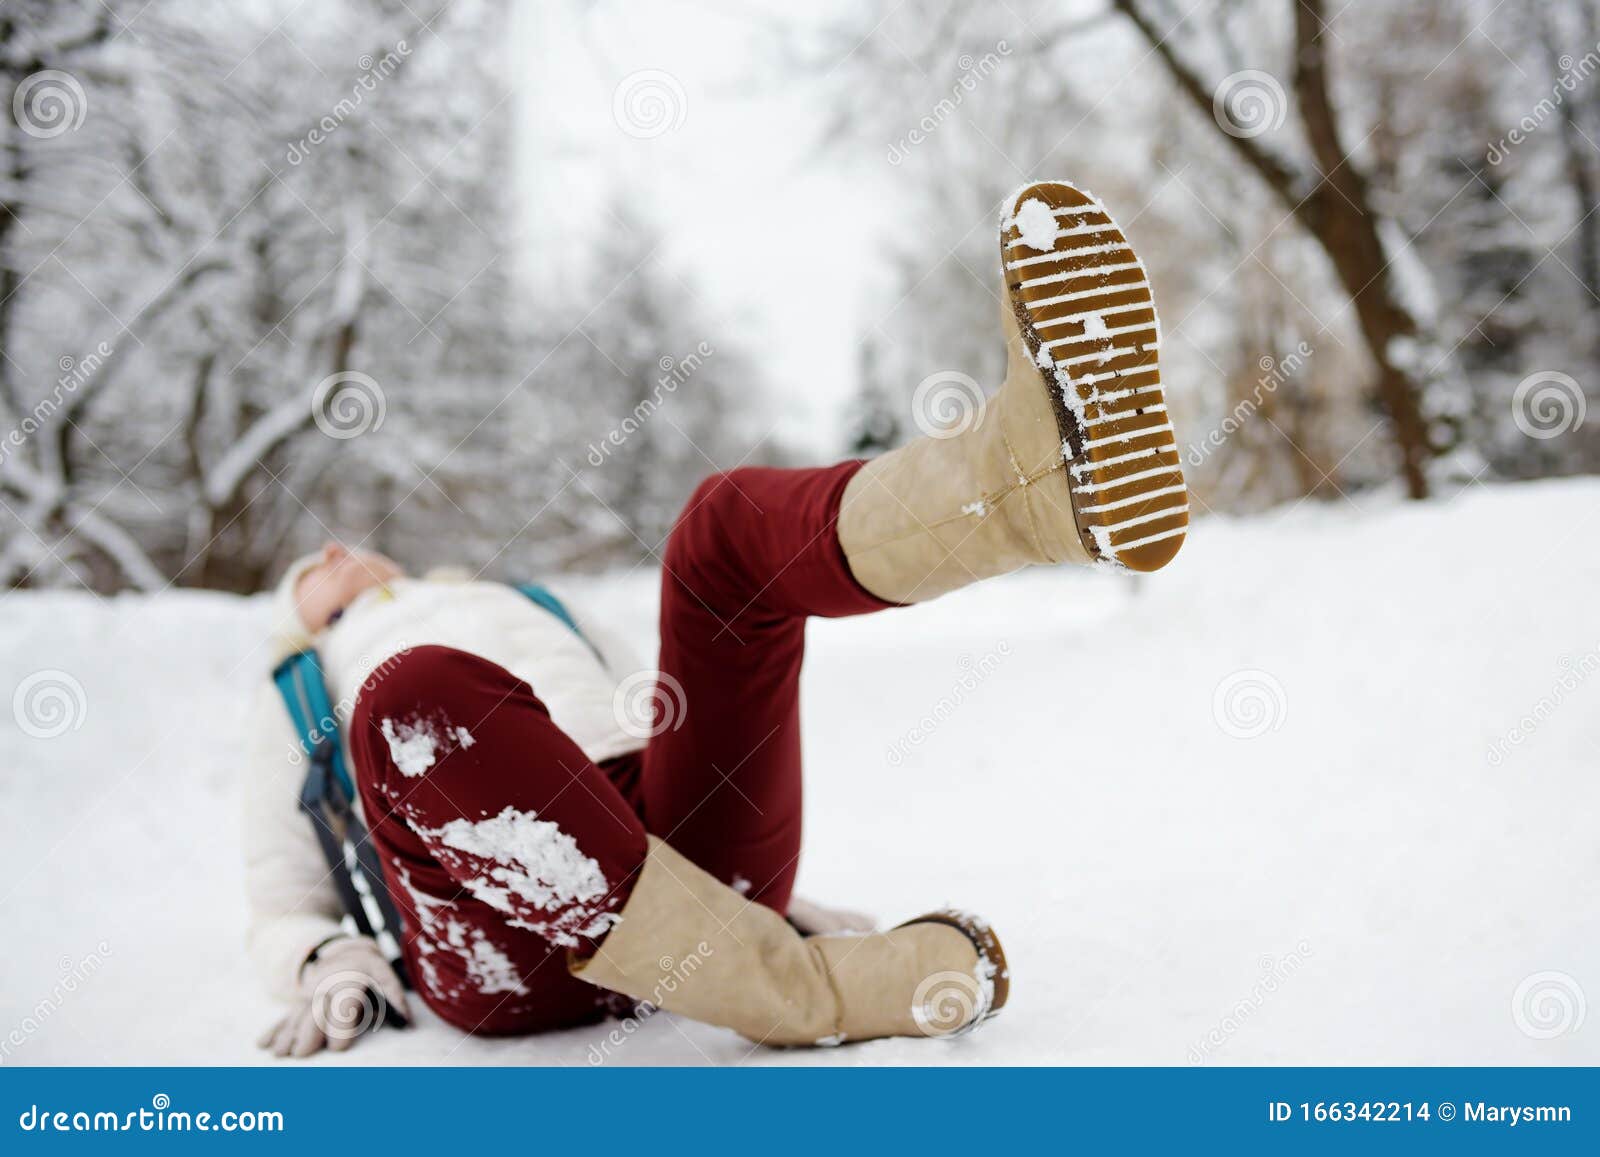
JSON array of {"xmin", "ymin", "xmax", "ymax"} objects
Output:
[{"xmin": 2, "ymin": 479, "xmax": 1597, "ymax": 1066}]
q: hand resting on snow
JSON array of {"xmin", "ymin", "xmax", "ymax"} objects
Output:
[
  {"xmin": 257, "ymin": 936, "xmax": 409, "ymax": 1059},
  {"xmin": 786, "ymin": 895, "xmax": 877, "ymax": 936}
]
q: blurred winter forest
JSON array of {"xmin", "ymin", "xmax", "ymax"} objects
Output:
[
  {"xmin": 1, "ymin": 0, "xmax": 1596, "ymax": 594},
  {"xmin": 836, "ymin": 0, "xmax": 1600, "ymax": 504}
]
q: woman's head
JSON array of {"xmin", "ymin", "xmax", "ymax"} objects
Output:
[{"xmin": 290, "ymin": 542, "xmax": 404, "ymax": 633}]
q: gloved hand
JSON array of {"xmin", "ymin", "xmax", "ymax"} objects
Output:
[
  {"xmin": 787, "ymin": 894, "xmax": 877, "ymax": 936},
  {"xmin": 257, "ymin": 936, "xmax": 409, "ymax": 1058}
]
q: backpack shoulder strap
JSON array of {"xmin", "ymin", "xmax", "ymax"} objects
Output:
[
  {"xmin": 513, "ymin": 582, "xmax": 603, "ymax": 661},
  {"xmin": 271, "ymin": 649, "xmax": 354, "ymax": 803},
  {"xmin": 513, "ymin": 581, "xmax": 581, "ymax": 634},
  {"xmin": 270, "ymin": 648, "xmax": 411, "ymax": 989}
]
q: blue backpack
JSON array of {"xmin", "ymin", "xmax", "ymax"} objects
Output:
[{"xmin": 269, "ymin": 583, "xmax": 592, "ymax": 989}]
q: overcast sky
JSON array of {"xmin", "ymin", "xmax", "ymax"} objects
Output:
[{"xmin": 510, "ymin": 0, "xmax": 889, "ymax": 457}]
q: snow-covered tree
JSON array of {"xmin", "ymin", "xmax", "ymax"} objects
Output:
[
  {"xmin": 0, "ymin": 0, "xmax": 771, "ymax": 593},
  {"xmin": 815, "ymin": 0, "xmax": 1598, "ymax": 510}
]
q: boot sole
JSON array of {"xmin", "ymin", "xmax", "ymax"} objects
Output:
[
  {"xmin": 1001, "ymin": 181, "xmax": 1187, "ymax": 572},
  {"xmin": 900, "ymin": 909, "xmax": 1011, "ymax": 1033}
]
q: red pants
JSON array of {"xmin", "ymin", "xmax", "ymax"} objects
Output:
[{"xmin": 349, "ymin": 462, "xmax": 890, "ymax": 1035}]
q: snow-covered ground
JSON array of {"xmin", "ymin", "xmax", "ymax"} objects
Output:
[{"xmin": 3, "ymin": 479, "xmax": 1597, "ymax": 1066}]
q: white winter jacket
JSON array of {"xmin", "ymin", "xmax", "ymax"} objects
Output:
[{"xmin": 242, "ymin": 574, "xmax": 646, "ymax": 1001}]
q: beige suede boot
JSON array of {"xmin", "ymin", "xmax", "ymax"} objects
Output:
[
  {"xmin": 839, "ymin": 180, "xmax": 1188, "ymax": 602},
  {"xmin": 570, "ymin": 837, "xmax": 1009, "ymax": 1047}
]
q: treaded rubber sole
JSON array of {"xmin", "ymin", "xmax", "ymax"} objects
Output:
[{"xmin": 1001, "ymin": 181, "xmax": 1187, "ymax": 572}]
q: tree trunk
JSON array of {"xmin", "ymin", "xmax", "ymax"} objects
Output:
[
  {"xmin": 1112, "ymin": 0, "xmax": 1434, "ymax": 497},
  {"xmin": 1290, "ymin": 0, "xmax": 1431, "ymax": 498},
  {"xmin": 1542, "ymin": 10, "xmax": 1600, "ymax": 354},
  {"xmin": 0, "ymin": 73, "xmax": 29, "ymax": 420}
]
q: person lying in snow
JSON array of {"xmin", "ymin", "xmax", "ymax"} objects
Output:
[{"xmin": 244, "ymin": 180, "xmax": 1187, "ymax": 1057}]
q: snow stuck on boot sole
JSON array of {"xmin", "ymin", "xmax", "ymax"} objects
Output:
[{"xmin": 1002, "ymin": 180, "xmax": 1187, "ymax": 573}]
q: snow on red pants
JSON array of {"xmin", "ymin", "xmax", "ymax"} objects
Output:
[{"xmin": 348, "ymin": 461, "xmax": 892, "ymax": 1036}]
